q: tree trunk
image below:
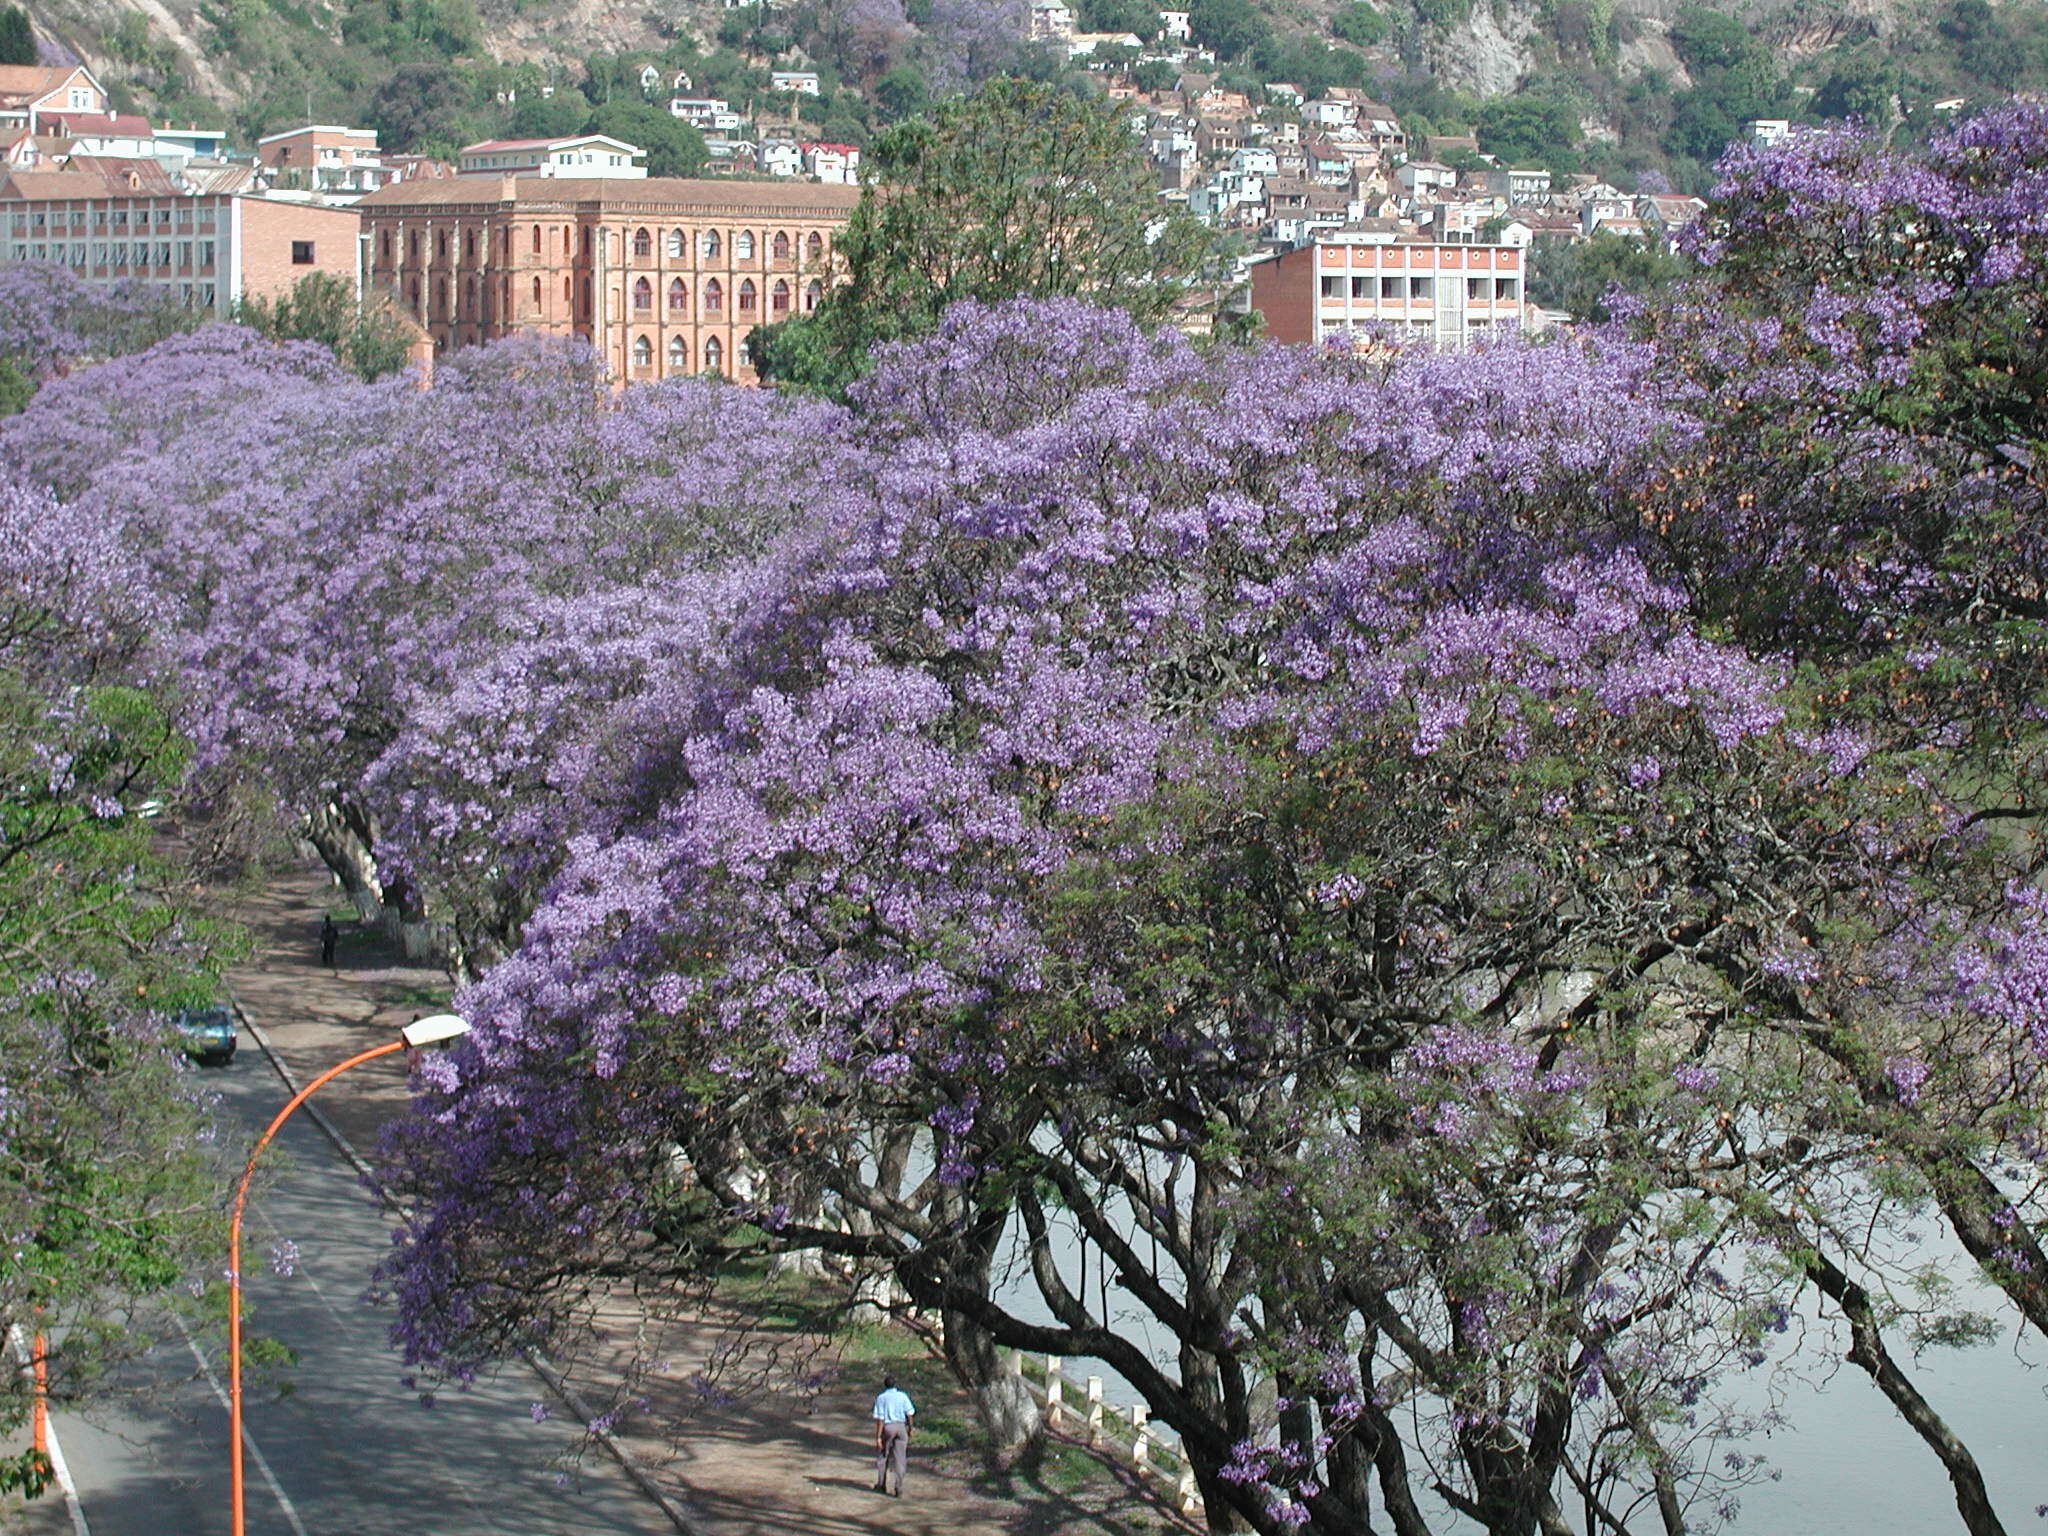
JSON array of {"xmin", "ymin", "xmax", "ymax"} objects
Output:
[
  {"xmin": 1803, "ymin": 1249, "xmax": 2010, "ymax": 1536},
  {"xmin": 940, "ymin": 1306, "xmax": 1043, "ymax": 1468}
]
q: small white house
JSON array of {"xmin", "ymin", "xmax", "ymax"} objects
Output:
[
  {"xmin": 771, "ymin": 70, "xmax": 821, "ymax": 95},
  {"xmin": 803, "ymin": 140, "xmax": 860, "ymax": 184},
  {"xmin": 1159, "ymin": 9, "xmax": 1191, "ymax": 39},
  {"xmin": 638, "ymin": 64, "xmax": 662, "ymax": 95},
  {"xmin": 758, "ymin": 140, "xmax": 804, "ymax": 177}
]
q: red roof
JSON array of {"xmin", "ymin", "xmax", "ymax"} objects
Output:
[
  {"xmin": 802, "ymin": 142, "xmax": 860, "ymax": 155},
  {"xmin": 41, "ymin": 112, "xmax": 153, "ymax": 137}
]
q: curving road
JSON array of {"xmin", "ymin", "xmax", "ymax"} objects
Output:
[{"xmin": 36, "ymin": 1041, "xmax": 677, "ymax": 1536}]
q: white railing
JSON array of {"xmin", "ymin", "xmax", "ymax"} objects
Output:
[{"xmin": 1009, "ymin": 1349, "xmax": 1203, "ymax": 1521}]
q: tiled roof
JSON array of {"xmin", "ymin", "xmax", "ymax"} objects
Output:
[{"xmin": 356, "ymin": 175, "xmax": 862, "ymax": 213}]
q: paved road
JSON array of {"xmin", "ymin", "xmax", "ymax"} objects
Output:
[{"xmin": 44, "ymin": 1044, "xmax": 675, "ymax": 1536}]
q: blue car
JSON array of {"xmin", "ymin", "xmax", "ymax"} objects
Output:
[{"xmin": 171, "ymin": 1005, "xmax": 237, "ymax": 1066}]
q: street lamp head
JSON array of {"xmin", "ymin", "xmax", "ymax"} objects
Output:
[{"xmin": 402, "ymin": 1014, "xmax": 472, "ymax": 1048}]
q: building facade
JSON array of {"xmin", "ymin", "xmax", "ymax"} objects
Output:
[
  {"xmin": 258, "ymin": 125, "xmax": 389, "ymax": 199},
  {"xmin": 0, "ymin": 169, "xmax": 361, "ymax": 314},
  {"xmin": 1249, "ymin": 231, "xmax": 1527, "ymax": 350},
  {"xmin": 357, "ymin": 175, "xmax": 861, "ymax": 384}
]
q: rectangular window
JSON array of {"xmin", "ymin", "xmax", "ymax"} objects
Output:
[
  {"xmin": 1411, "ymin": 277, "xmax": 1433, "ymax": 302},
  {"xmin": 91, "ymin": 242, "xmax": 106, "ymax": 265},
  {"xmin": 1319, "ymin": 274, "xmax": 1343, "ymax": 299},
  {"xmin": 1380, "ymin": 276, "xmax": 1407, "ymax": 302},
  {"xmin": 1496, "ymin": 278, "xmax": 1519, "ymax": 302},
  {"xmin": 291, "ymin": 240, "xmax": 315, "ymax": 264},
  {"xmin": 199, "ymin": 240, "xmax": 215, "ymax": 267},
  {"xmin": 177, "ymin": 240, "xmax": 191, "ymax": 267},
  {"xmin": 1350, "ymin": 275, "xmax": 1370, "ymax": 299},
  {"xmin": 156, "ymin": 242, "xmax": 171, "ymax": 266},
  {"xmin": 1467, "ymin": 277, "xmax": 1485, "ymax": 301}
]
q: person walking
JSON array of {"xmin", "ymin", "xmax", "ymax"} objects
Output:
[
  {"xmin": 871, "ymin": 1375, "xmax": 915, "ymax": 1497},
  {"xmin": 319, "ymin": 913, "xmax": 338, "ymax": 970}
]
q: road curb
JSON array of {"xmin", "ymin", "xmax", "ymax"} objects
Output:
[{"xmin": 228, "ymin": 994, "xmax": 707, "ymax": 1536}]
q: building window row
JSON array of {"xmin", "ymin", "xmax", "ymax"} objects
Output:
[{"xmin": 380, "ymin": 224, "xmax": 830, "ymax": 270}]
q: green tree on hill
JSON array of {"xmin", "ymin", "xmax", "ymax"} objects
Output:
[
  {"xmin": 749, "ymin": 78, "xmax": 1224, "ymax": 396},
  {"xmin": 0, "ymin": 6, "xmax": 36, "ymax": 66},
  {"xmin": 586, "ymin": 99, "xmax": 708, "ymax": 177}
]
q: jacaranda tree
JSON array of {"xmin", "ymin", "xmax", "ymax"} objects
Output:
[{"xmin": 5, "ymin": 105, "xmax": 2048, "ymax": 1536}]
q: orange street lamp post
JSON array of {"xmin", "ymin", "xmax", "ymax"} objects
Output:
[{"xmin": 228, "ymin": 1013, "xmax": 470, "ymax": 1536}]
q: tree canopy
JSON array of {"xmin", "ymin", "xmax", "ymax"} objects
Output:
[
  {"xmin": 7, "ymin": 105, "xmax": 2048, "ymax": 1536},
  {"xmin": 748, "ymin": 77, "xmax": 1224, "ymax": 395}
]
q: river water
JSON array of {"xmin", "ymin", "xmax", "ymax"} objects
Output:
[{"xmin": 988, "ymin": 1207, "xmax": 2046, "ymax": 1533}]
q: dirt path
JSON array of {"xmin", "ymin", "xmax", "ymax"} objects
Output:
[{"xmin": 219, "ymin": 856, "xmax": 1185, "ymax": 1536}]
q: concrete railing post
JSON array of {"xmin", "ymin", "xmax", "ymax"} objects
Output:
[
  {"xmin": 1132, "ymin": 1405, "xmax": 1150, "ymax": 1470},
  {"xmin": 1085, "ymin": 1375, "xmax": 1103, "ymax": 1445},
  {"xmin": 1044, "ymin": 1355, "xmax": 1065, "ymax": 1429}
]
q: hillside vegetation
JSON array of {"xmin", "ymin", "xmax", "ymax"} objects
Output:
[{"xmin": 20, "ymin": 0, "xmax": 2048, "ymax": 187}]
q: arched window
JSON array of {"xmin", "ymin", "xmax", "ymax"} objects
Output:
[
  {"xmin": 409, "ymin": 231, "xmax": 421, "ymax": 263},
  {"xmin": 632, "ymin": 226, "xmax": 652, "ymax": 258},
  {"xmin": 633, "ymin": 276, "xmax": 653, "ymax": 311},
  {"xmin": 581, "ymin": 226, "xmax": 591, "ymax": 256},
  {"xmin": 464, "ymin": 275, "xmax": 475, "ymax": 315},
  {"xmin": 632, "ymin": 335, "xmax": 653, "ymax": 368},
  {"xmin": 436, "ymin": 230, "xmax": 447, "ymax": 261},
  {"xmin": 563, "ymin": 275, "xmax": 572, "ymax": 305},
  {"xmin": 532, "ymin": 275, "xmax": 542, "ymax": 310},
  {"xmin": 803, "ymin": 279, "xmax": 822, "ymax": 313},
  {"xmin": 434, "ymin": 278, "xmax": 446, "ymax": 314},
  {"xmin": 407, "ymin": 274, "xmax": 420, "ymax": 306},
  {"xmin": 738, "ymin": 278, "xmax": 756, "ymax": 313},
  {"xmin": 700, "ymin": 228, "xmax": 721, "ymax": 261},
  {"xmin": 666, "ymin": 228, "xmax": 684, "ymax": 260},
  {"xmin": 579, "ymin": 275, "xmax": 590, "ymax": 313},
  {"xmin": 379, "ymin": 230, "xmax": 391, "ymax": 263},
  {"xmin": 805, "ymin": 231, "xmax": 823, "ymax": 261},
  {"xmin": 464, "ymin": 229, "xmax": 475, "ymax": 262},
  {"xmin": 772, "ymin": 231, "xmax": 790, "ymax": 262},
  {"xmin": 703, "ymin": 278, "xmax": 723, "ymax": 314},
  {"xmin": 734, "ymin": 230, "xmax": 755, "ymax": 260},
  {"xmin": 704, "ymin": 335, "xmax": 723, "ymax": 375},
  {"xmin": 668, "ymin": 277, "xmax": 688, "ymax": 312},
  {"xmin": 772, "ymin": 278, "xmax": 790, "ymax": 314},
  {"xmin": 532, "ymin": 224, "xmax": 541, "ymax": 253},
  {"xmin": 667, "ymin": 335, "xmax": 687, "ymax": 371}
]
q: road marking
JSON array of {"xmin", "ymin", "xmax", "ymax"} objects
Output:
[
  {"xmin": 171, "ymin": 1316, "xmax": 311, "ymax": 1536},
  {"xmin": 6, "ymin": 1325, "xmax": 90, "ymax": 1536}
]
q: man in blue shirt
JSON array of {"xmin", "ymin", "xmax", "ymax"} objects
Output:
[{"xmin": 871, "ymin": 1375, "xmax": 915, "ymax": 1497}]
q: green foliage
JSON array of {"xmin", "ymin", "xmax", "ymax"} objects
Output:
[
  {"xmin": 1412, "ymin": 0, "xmax": 1474, "ymax": 29},
  {"xmin": 0, "ymin": 668, "xmax": 241, "ymax": 1441},
  {"xmin": 1527, "ymin": 231, "xmax": 1692, "ymax": 320},
  {"xmin": 1811, "ymin": 48, "xmax": 1899, "ymax": 126},
  {"xmin": 874, "ymin": 64, "xmax": 929, "ymax": 120},
  {"xmin": 587, "ymin": 99, "xmax": 708, "ymax": 177},
  {"xmin": 751, "ymin": 79, "xmax": 1226, "ymax": 397},
  {"xmin": 1476, "ymin": 92, "xmax": 1583, "ymax": 166},
  {"xmin": 1332, "ymin": 1, "xmax": 1388, "ymax": 48},
  {"xmin": 0, "ymin": 356, "xmax": 32, "ymax": 419},
  {"xmin": 339, "ymin": 0, "xmax": 482, "ymax": 59},
  {"xmin": 509, "ymin": 93, "xmax": 591, "ymax": 138},
  {"xmin": 1251, "ymin": 35, "xmax": 1374, "ymax": 96},
  {"xmin": 232, "ymin": 273, "xmax": 418, "ymax": 380},
  {"xmin": 366, "ymin": 60, "xmax": 476, "ymax": 154},
  {"xmin": 0, "ymin": 6, "xmax": 31, "ymax": 66},
  {"xmin": 1078, "ymin": 0, "xmax": 1160, "ymax": 40},
  {"xmin": 1188, "ymin": 0, "xmax": 1272, "ymax": 61}
]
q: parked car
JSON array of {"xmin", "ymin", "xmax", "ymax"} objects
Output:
[{"xmin": 171, "ymin": 1004, "xmax": 237, "ymax": 1066}]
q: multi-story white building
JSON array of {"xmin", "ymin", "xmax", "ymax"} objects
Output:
[
  {"xmin": 258, "ymin": 125, "xmax": 389, "ymax": 201},
  {"xmin": 1249, "ymin": 229, "xmax": 1526, "ymax": 350}
]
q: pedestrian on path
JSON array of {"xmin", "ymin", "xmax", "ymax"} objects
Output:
[
  {"xmin": 872, "ymin": 1375, "xmax": 915, "ymax": 1498},
  {"xmin": 319, "ymin": 913, "xmax": 338, "ymax": 969}
]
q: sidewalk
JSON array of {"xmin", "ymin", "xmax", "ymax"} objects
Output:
[{"xmin": 222, "ymin": 857, "xmax": 1183, "ymax": 1536}]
